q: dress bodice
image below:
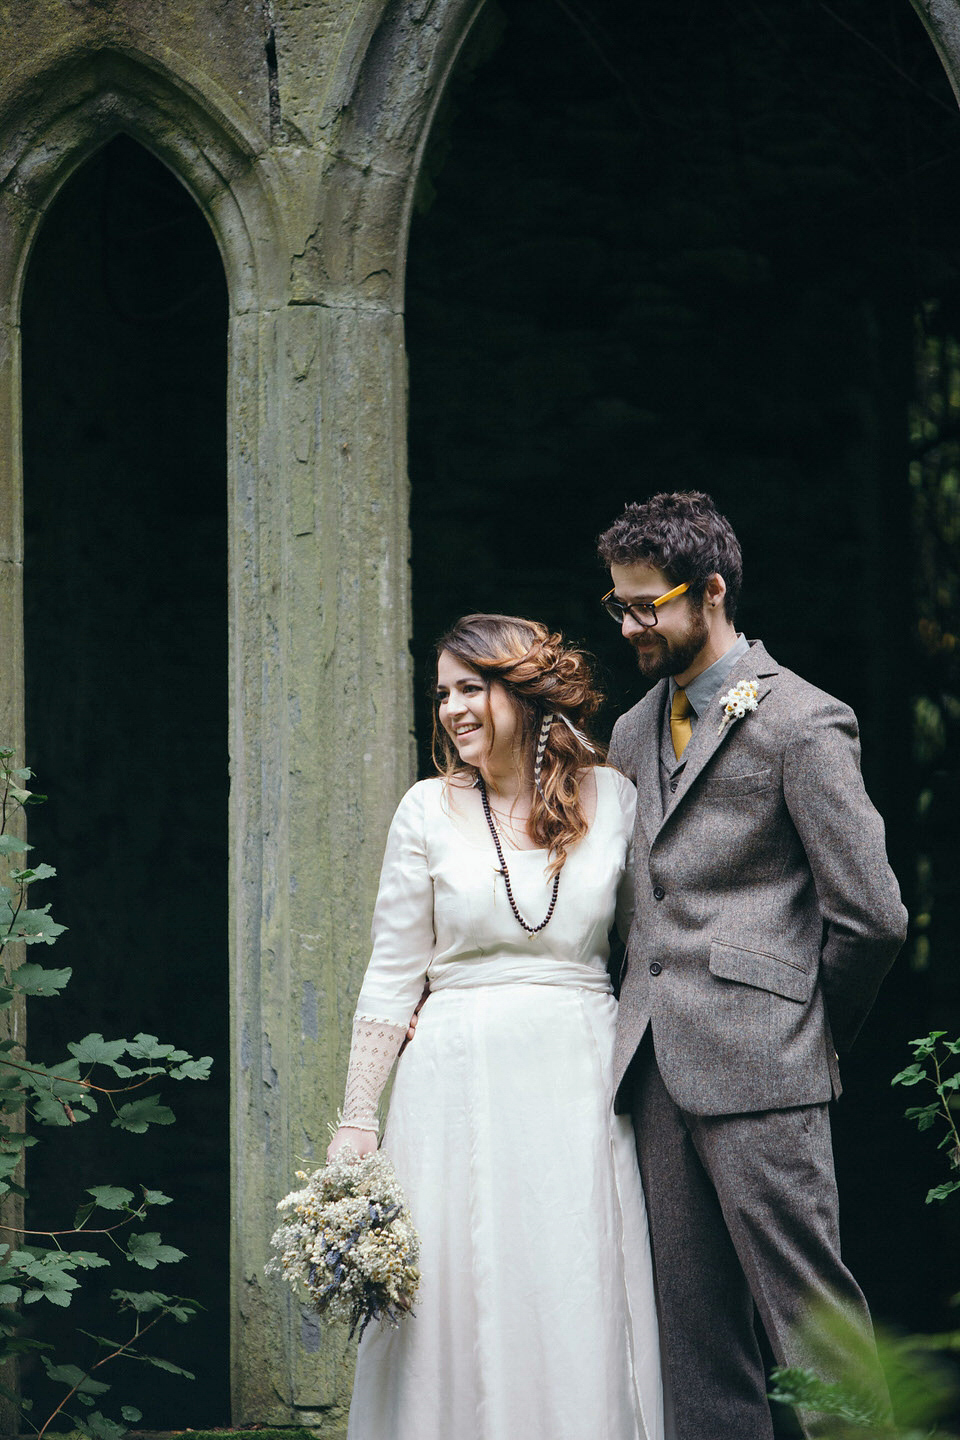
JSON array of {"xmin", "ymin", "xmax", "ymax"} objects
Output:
[{"xmin": 354, "ymin": 767, "xmax": 637, "ymax": 1027}]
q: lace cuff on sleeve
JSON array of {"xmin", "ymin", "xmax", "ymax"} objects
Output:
[{"xmin": 339, "ymin": 1015, "xmax": 408, "ymax": 1133}]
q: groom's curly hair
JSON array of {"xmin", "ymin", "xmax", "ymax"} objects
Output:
[{"xmin": 597, "ymin": 491, "xmax": 742, "ymax": 623}]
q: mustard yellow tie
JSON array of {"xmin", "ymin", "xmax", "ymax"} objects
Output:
[{"xmin": 670, "ymin": 687, "xmax": 693, "ymax": 759}]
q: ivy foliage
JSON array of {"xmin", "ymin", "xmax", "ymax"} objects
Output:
[{"xmin": 0, "ymin": 746, "xmax": 211, "ymax": 1440}]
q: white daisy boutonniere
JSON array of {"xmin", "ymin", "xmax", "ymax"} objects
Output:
[{"xmin": 718, "ymin": 678, "xmax": 760, "ymax": 735}]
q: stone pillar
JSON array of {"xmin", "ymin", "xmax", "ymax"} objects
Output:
[
  {"xmin": 231, "ymin": 5, "xmax": 485, "ymax": 1426},
  {"xmin": 230, "ymin": 298, "xmax": 416, "ymax": 1429}
]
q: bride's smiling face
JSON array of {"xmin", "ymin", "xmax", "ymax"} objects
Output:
[{"xmin": 436, "ymin": 649, "xmax": 521, "ymax": 773}]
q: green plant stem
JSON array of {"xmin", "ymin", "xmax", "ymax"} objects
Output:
[
  {"xmin": 0, "ymin": 1215, "xmax": 142, "ymax": 1239},
  {"xmin": 932, "ymin": 1050, "xmax": 960, "ymax": 1163},
  {"xmin": 34, "ymin": 1312, "xmax": 165, "ymax": 1440},
  {"xmin": 0, "ymin": 1057, "xmax": 157, "ymax": 1098}
]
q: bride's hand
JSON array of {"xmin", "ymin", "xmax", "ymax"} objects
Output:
[{"xmin": 327, "ymin": 1126, "xmax": 379, "ymax": 1162}]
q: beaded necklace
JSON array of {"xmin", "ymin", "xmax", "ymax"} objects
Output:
[{"xmin": 476, "ymin": 773, "xmax": 559, "ymax": 936}]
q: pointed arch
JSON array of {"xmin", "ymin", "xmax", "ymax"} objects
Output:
[
  {"xmin": 0, "ymin": 38, "xmax": 284, "ymax": 318},
  {"xmin": 910, "ymin": 0, "xmax": 960, "ymax": 109}
]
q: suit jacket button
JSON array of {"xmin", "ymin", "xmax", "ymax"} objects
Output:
[
  {"xmin": 649, "ymin": 961, "xmax": 662, "ymax": 976},
  {"xmin": 653, "ymin": 885, "xmax": 665, "ymax": 900},
  {"xmin": 669, "ymin": 779, "xmax": 678, "ymax": 792}
]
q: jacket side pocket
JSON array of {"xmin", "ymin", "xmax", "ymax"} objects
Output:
[{"xmin": 709, "ymin": 937, "xmax": 815, "ymax": 1003}]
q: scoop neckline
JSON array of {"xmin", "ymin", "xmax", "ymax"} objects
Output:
[{"xmin": 431, "ymin": 768, "xmax": 609, "ymax": 854}]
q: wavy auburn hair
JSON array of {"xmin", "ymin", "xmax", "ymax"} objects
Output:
[{"xmin": 432, "ymin": 614, "xmax": 605, "ymax": 874}]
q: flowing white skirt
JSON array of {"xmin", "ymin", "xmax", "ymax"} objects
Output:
[{"xmin": 346, "ymin": 983, "xmax": 664, "ymax": 1440}]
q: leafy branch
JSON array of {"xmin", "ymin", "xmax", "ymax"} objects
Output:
[
  {"xmin": 0, "ymin": 747, "xmax": 212, "ymax": 1440},
  {"xmin": 892, "ymin": 1032, "xmax": 960, "ymax": 1204},
  {"xmin": 34, "ymin": 1288, "xmax": 200, "ymax": 1440}
]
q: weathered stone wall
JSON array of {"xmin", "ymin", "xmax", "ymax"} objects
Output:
[{"xmin": 0, "ymin": 0, "xmax": 481, "ymax": 1432}]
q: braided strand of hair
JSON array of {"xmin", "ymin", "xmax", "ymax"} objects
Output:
[{"xmin": 533, "ymin": 711, "xmax": 554, "ymax": 800}]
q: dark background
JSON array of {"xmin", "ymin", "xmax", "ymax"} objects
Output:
[{"xmin": 16, "ymin": 0, "xmax": 960, "ymax": 1427}]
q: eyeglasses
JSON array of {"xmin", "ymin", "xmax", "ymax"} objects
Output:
[{"xmin": 600, "ymin": 580, "xmax": 691, "ymax": 627}]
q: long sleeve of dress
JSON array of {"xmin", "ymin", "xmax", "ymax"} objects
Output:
[
  {"xmin": 610, "ymin": 768, "xmax": 637, "ymax": 944},
  {"xmin": 339, "ymin": 784, "xmax": 436, "ymax": 1127}
]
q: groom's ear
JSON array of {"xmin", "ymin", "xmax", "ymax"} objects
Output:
[{"xmin": 703, "ymin": 572, "xmax": 727, "ymax": 609}]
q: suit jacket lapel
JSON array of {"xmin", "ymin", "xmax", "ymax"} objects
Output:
[
  {"xmin": 633, "ymin": 680, "xmax": 668, "ymax": 847},
  {"xmin": 659, "ymin": 641, "xmax": 779, "ymax": 825}
]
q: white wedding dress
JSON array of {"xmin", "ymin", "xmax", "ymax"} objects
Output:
[{"xmin": 344, "ymin": 767, "xmax": 664, "ymax": 1440}]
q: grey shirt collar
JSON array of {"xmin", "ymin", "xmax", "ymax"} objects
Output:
[{"xmin": 668, "ymin": 632, "xmax": 750, "ymax": 719}]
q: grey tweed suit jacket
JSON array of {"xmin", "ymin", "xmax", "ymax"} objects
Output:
[{"xmin": 608, "ymin": 640, "xmax": 907, "ymax": 1117}]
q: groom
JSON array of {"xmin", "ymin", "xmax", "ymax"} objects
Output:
[{"xmin": 598, "ymin": 491, "xmax": 907, "ymax": 1440}]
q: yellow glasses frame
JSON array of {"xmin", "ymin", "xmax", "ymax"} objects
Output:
[{"xmin": 600, "ymin": 579, "xmax": 692, "ymax": 627}]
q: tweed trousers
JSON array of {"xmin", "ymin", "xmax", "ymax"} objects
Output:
[{"xmin": 626, "ymin": 1034, "xmax": 877, "ymax": 1440}]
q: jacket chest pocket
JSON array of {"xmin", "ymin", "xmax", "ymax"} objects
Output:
[{"xmin": 699, "ymin": 767, "xmax": 773, "ymax": 799}]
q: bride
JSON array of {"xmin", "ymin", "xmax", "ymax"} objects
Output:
[{"xmin": 327, "ymin": 613, "xmax": 664, "ymax": 1440}]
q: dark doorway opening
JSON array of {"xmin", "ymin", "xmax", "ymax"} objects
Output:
[{"xmin": 21, "ymin": 134, "xmax": 229, "ymax": 1428}]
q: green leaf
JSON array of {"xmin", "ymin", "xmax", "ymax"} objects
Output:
[
  {"xmin": 31, "ymin": 1093, "xmax": 86, "ymax": 1127},
  {"xmin": 76, "ymin": 1329, "xmax": 125, "ymax": 1350},
  {"xmin": 138, "ymin": 1354, "xmax": 195, "ymax": 1378},
  {"xmin": 41, "ymin": 1359, "xmax": 111, "ymax": 1395},
  {"xmin": 127, "ymin": 1035, "xmax": 175, "ymax": 1061},
  {"xmin": 141, "ymin": 1190, "xmax": 173, "ymax": 1207},
  {"xmin": 891, "ymin": 1063, "xmax": 926, "ymax": 1087},
  {"xmin": 111, "ymin": 1289, "xmax": 167, "ymax": 1313},
  {"xmin": 169, "ymin": 1057, "xmax": 213, "ymax": 1081},
  {"xmin": 74, "ymin": 1201, "xmax": 96, "ymax": 1229},
  {"xmin": 111, "ymin": 1290, "xmax": 200, "ymax": 1323},
  {"xmin": 10, "ymin": 905, "xmax": 66, "ymax": 944},
  {"xmin": 767, "ymin": 1365, "xmax": 887, "ymax": 1426},
  {"xmin": 79, "ymin": 1410, "xmax": 127, "ymax": 1440},
  {"xmin": 68, "ymin": 1035, "xmax": 129, "ymax": 1068},
  {"xmin": 125, "ymin": 1233, "xmax": 186, "ymax": 1269},
  {"xmin": 86, "ymin": 1186, "xmax": 135, "ymax": 1212},
  {"xmin": 24, "ymin": 1284, "xmax": 72, "ymax": 1307},
  {"xmin": 911, "ymin": 1031, "xmax": 947, "ymax": 1057},
  {"xmin": 11, "ymin": 963, "xmax": 72, "ymax": 996},
  {"xmin": 66, "ymin": 1251, "xmax": 111, "ymax": 1270},
  {"xmin": 18, "ymin": 1252, "xmax": 82, "ymax": 1306},
  {"xmin": 926, "ymin": 1180, "xmax": 960, "ymax": 1204},
  {"xmin": 0, "ymin": 836, "xmax": 29, "ymax": 856},
  {"xmin": 112, "ymin": 1095, "xmax": 175, "ymax": 1133},
  {"xmin": 121, "ymin": 1407, "xmax": 142, "ymax": 1423},
  {"xmin": 8, "ymin": 863, "xmax": 56, "ymax": 885},
  {"xmin": 0, "ymin": 1285, "xmax": 19, "ymax": 1304},
  {"xmin": 905, "ymin": 1103, "xmax": 941, "ymax": 1131}
]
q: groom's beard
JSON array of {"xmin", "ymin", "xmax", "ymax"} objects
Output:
[{"xmin": 629, "ymin": 605, "xmax": 709, "ymax": 682}]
